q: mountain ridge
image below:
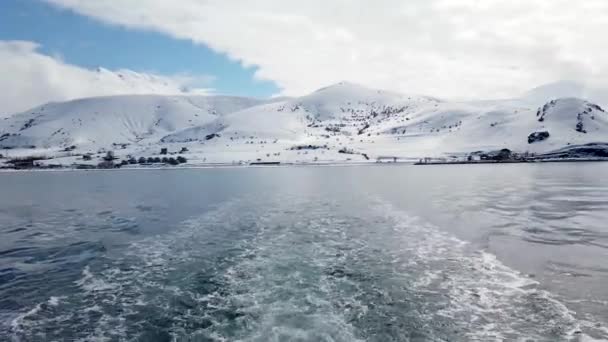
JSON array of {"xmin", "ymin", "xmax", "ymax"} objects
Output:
[{"xmin": 1, "ymin": 82, "xmax": 607, "ymax": 166}]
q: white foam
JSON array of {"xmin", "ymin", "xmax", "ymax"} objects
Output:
[
  {"xmin": 47, "ymin": 296, "xmax": 63, "ymax": 306},
  {"xmin": 371, "ymin": 199, "xmax": 608, "ymax": 341},
  {"xmin": 8, "ymin": 195, "xmax": 607, "ymax": 341},
  {"xmin": 9, "ymin": 303, "xmax": 42, "ymax": 334},
  {"xmin": 75, "ymin": 265, "xmax": 117, "ymax": 292}
]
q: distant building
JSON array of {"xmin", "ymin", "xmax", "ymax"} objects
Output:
[{"xmin": 11, "ymin": 159, "xmax": 35, "ymax": 169}]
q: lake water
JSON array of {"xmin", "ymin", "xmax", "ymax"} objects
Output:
[{"xmin": 1, "ymin": 164, "xmax": 607, "ymax": 341}]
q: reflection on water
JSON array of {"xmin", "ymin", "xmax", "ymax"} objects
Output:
[{"xmin": 1, "ymin": 164, "xmax": 607, "ymax": 341}]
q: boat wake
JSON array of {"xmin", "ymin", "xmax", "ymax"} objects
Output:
[{"xmin": 7, "ymin": 195, "xmax": 608, "ymax": 341}]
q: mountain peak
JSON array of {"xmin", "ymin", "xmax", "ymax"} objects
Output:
[
  {"xmin": 524, "ymin": 80, "xmax": 587, "ymax": 103},
  {"xmin": 312, "ymin": 81, "xmax": 369, "ymax": 93}
]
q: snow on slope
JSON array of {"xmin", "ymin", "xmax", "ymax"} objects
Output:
[
  {"xmin": 293, "ymin": 81, "xmax": 439, "ymax": 122},
  {"xmin": 409, "ymin": 98, "xmax": 607, "ymax": 155},
  {"xmin": 159, "ymin": 82, "xmax": 608, "ymax": 163},
  {"xmin": 1, "ymin": 81, "xmax": 608, "ymax": 166},
  {"xmin": 162, "ymin": 82, "xmax": 436, "ymax": 143},
  {"xmin": 0, "ymin": 95, "xmax": 273, "ymax": 149},
  {"xmin": 523, "ymin": 81, "xmax": 588, "ymax": 106},
  {"xmin": 522, "ymin": 80, "xmax": 608, "ymax": 108},
  {"xmin": 161, "ymin": 101, "xmax": 309, "ymax": 143}
]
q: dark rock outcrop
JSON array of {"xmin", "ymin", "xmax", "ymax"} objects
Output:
[{"xmin": 528, "ymin": 131, "xmax": 550, "ymax": 144}]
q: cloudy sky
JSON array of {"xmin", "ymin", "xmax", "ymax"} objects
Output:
[{"xmin": 2, "ymin": 0, "xmax": 608, "ymax": 115}]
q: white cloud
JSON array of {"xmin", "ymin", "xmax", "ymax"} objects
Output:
[
  {"xmin": 43, "ymin": 0, "xmax": 608, "ymax": 100},
  {"xmin": 0, "ymin": 40, "xmax": 213, "ymax": 116}
]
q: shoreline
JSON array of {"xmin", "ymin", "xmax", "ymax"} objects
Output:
[
  {"xmin": 414, "ymin": 158, "xmax": 608, "ymax": 166},
  {"xmin": 2, "ymin": 157, "xmax": 608, "ymax": 173},
  {"xmin": 0, "ymin": 160, "xmax": 417, "ymax": 173}
]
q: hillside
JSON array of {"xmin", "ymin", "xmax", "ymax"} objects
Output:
[
  {"xmin": 0, "ymin": 95, "xmax": 273, "ymax": 149},
  {"xmin": 1, "ymin": 82, "xmax": 607, "ymax": 167}
]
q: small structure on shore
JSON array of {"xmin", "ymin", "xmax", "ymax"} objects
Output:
[
  {"xmin": 10, "ymin": 158, "xmax": 36, "ymax": 169},
  {"xmin": 6, "ymin": 156, "xmax": 48, "ymax": 169},
  {"xmin": 97, "ymin": 160, "xmax": 116, "ymax": 169},
  {"xmin": 376, "ymin": 156, "xmax": 400, "ymax": 163},
  {"xmin": 250, "ymin": 161, "xmax": 281, "ymax": 166},
  {"xmin": 416, "ymin": 148, "xmax": 526, "ymax": 165}
]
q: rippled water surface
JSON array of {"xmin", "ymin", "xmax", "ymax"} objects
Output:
[{"xmin": 1, "ymin": 164, "xmax": 608, "ymax": 341}]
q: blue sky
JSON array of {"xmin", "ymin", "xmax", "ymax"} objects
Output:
[{"xmin": 0, "ymin": 0, "xmax": 279, "ymax": 98}]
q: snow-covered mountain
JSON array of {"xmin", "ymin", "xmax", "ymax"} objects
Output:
[
  {"xmin": 1, "ymin": 81, "xmax": 607, "ymax": 166},
  {"xmin": 0, "ymin": 95, "xmax": 273, "ymax": 148}
]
